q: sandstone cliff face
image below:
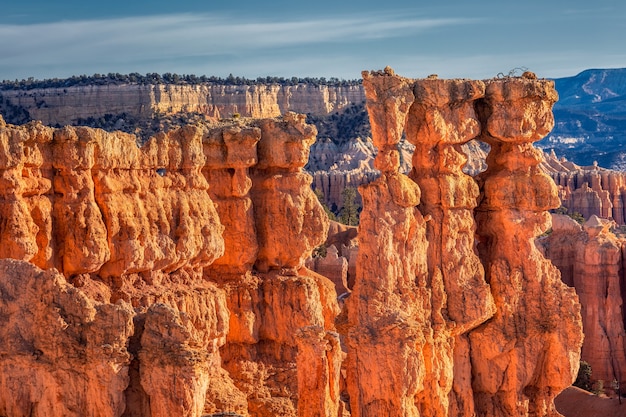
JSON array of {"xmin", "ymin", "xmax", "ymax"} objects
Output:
[
  {"xmin": 0, "ymin": 83, "xmax": 365, "ymax": 126},
  {"xmin": 0, "ymin": 69, "xmax": 585, "ymax": 417},
  {"xmin": 540, "ymin": 214, "xmax": 626, "ymax": 385},
  {"xmin": 0, "ymin": 112, "xmax": 334, "ymax": 417}
]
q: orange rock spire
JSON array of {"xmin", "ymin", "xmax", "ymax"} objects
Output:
[
  {"xmin": 470, "ymin": 77, "xmax": 583, "ymax": 417},
  {"xmin": 346, "ymin": 69, "xmax": 583, "ymax": 417}
]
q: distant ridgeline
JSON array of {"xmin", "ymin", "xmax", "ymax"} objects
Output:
[
  {"xmin": 542, "ymin": 68, "xmax": 626, "ymax": 170},
  {"xmin": 1, "ymin": 69, "xmax": 626, "ymax": 170},
  {"xmin": 0, "ymin": 73, "xmax": 365, "ymax": 144}
]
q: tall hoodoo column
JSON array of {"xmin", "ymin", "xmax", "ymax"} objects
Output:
[
  {"xmin": 407, "ymin": 78, "xmax": 495, "ymax": 417},
  {"xmin": 470, "ymin": 75, "xmax": 583, "ymax": 417},
  {"xmin": 346, "ymin": 67, "xmax": 430, "ymax": 417},
  {"xmin": 250, "ymin": 112, "xmax": 329, "ymax": 272},
  {"xmin": 203, "ymin": 125, "xmax": 261, "ymax": 275},
  {"xmin": 215, "ymin": 113, "xmax": 340, "ymax": 417},
  {"xmin": 350, "ymin": 68, "xmax": 583, "ymax": 417}
]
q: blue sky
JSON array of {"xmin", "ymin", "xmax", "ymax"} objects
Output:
[{"xmin": 1, "ymin": 1, "xmax": 625, "ymax": 81}]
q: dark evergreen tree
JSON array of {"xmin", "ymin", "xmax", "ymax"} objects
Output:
[{"xmin": 339, "ymin": 187, "xmax": 360, "ymax": 226}]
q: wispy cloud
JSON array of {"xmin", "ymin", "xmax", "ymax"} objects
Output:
[{"xmin": 0, "ymin": 12, "xmax": 479, "ymax": 79}]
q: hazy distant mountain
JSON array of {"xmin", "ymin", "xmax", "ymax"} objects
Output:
[{"xmin": 538, "ymin": 68, "xmax": 626, "ymax": 170}]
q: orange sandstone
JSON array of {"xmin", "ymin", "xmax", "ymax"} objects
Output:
[
  {"xmin": 540, "ymin": 214, "xmax": 626, "ymax": 385},
  {"xmin": 0, "ymin": 70, "xmax": 585, "ymax": 417}
]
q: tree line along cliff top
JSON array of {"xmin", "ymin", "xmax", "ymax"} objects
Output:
[{"xmin": 0, "ymin": 73, "xmax": 362, "ymax": 90}]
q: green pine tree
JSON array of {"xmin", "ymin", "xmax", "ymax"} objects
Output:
[{"xmin": 339, "ymin": 187, "xmax": 360, "ymax": 226}]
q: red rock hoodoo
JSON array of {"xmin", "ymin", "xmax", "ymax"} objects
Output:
[
  {"xmin": 0, "ymin": 68, "xmax": 583, "ymax": 417},
  {"xmin": 345, "ymin": 69, "xmax": 583, "ymax": 417},
  {"xmin": 547, "ymin": 163, "xmax": 626, "ymax": 225},
  {"xmin": 540, "ymin": 214, "xmax": 626, "ymax": 387}
]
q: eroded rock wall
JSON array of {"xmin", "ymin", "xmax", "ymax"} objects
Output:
[
  {"xmin": 0, "ymin": 68, "xmax": 585, "ymax": 417},
  {"xmin": 0, "ymin": 112, "xmax": 335, "ymax": 417},
  {"xmin": 345, "ymin": 68, "xmax": 583, "ymax": 417},
  {"xmin": 540, "ymin": 214, "xmax": 626, "ymax": 386}
]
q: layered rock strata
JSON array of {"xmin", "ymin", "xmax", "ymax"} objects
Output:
[
  {"xmin": 548, "ymin": 164, "xmax": 626, "ymax": 225},
  {"xmin": 0, "ymin": 68, "xmax": 585, "ymax": 417},
  {"xmin": 0, "ymin": 113, "xmax": 335, "ymax": 417},
  {"xmin": 540, "ymin": 214, "xmax": 626, "ymax": 385},
  {"xmin": 345, "ymin": 68, "xmax": 582, "ymax": 417},
  {"xmin": 0, "ymin": 83, "xmax": 365, "ymax": 127}
]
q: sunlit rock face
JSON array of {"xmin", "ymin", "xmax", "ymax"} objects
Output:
[
  {"xmin": 0, "ymin": 68, "xmax": 584, "ymax": 417},
  {"xmin": 470, "ymin": 76, "xmax": 583, "ymax": 417},
  {"xmin": 345, "ymin": 68, "xmax": 582, "ymax": 417},
  {"xmin": 0, "ymin": 112, "xmax": 333, "ymax": 417}
]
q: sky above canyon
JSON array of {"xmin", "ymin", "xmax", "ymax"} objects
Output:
[{"xmin": 1, "ymin": 0, "xmax": 625, "ymax": 81}]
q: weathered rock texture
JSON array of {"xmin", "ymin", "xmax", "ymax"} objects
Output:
[
  {"xmin": 0, "ymin": 112, "xmax": 335, "ymax": 417},
  {"xmin": 407, "ymin": 76, "xmax": 496, "ymax": 416},
  {"xmin": 345, "ymin": 68, "xmax": 583, "ymax": 417},
  {"xmin": 0, "ymin": 259, "xmax": 133, "ymax": 417},
  {"xmin": 470, "ymin": 76, "xmax": 583, "ymax": 417},
  {"xmin": 540, "ymin": 214, "xmax": 626, "ymax": 385},
  {"xmin": 0, "ymin": 68, "xmax": 585, "ymax": 417},
  {"xmin": 547, "ymin": 159, "xmax": 626, "ymax": 224},
  {"xmin": 0, "ymin": 83, "xmax": 364, "ymax": 127}
]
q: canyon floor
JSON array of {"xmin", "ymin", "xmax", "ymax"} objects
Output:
[{"xmin": 555, "ymin": 387, "xmax": 626, "ymax": 417}]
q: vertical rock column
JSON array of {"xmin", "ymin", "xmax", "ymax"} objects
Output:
[
  {"xmin": 0, "ymin": 121, "xmax": 53, "ymax": 264},
  {"xmin": 250, "ymin": 111, "xmax": 329, "ymax": 272},
  {"xmin": 251, "ymin": 113, "xmax": 338, "ymax": 417},
  {"xmin": 573, "ymin": 216, "xmax": 626, "ymax": 384},
  {"xmin": 346, "ymin": 68, "xmax": 429, "ymax": 417},
  {"xmin": 52, "ymin": 127, "xmax": 110, "ymax": 275},
  {"xmin": 216, "ymin": 113, "xmax": 339, "ymax": 417},
  {"xmin": 407, "ymin": 78, "xmax": 495, "ymax": 417},
  {"xmin": 203, "ymin": 124, "xmax": 261, "ymax": 275},
  {"xmin": 470, "ymin": 76, "xmax": 583, "ymax": 417}
]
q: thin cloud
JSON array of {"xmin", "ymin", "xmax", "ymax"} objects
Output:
[{"xmin": 0, "ymin": 12, "xmax": 479, "ymax": 78}]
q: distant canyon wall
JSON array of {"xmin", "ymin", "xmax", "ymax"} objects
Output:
[
  {"xmin": 540, "ymin": 214, "xmax": 626, "ymax": 385},
  {"xmin": 547, "ymin": 163, "xmax": 626, "ymax": 225},
  {"xmin": 0, "ymin": 83, "xmax": 365, "ymax": 126}
]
